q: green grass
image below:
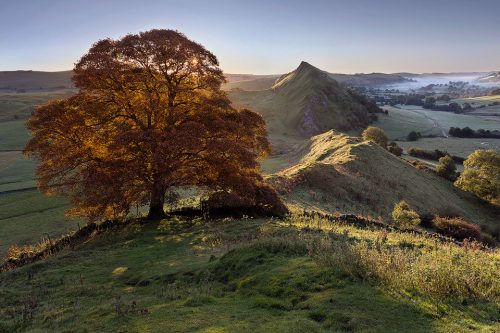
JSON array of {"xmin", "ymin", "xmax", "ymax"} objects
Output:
[
  {"xmin": 0, "ymin": 155, "xmax": 36, "ymax": 192},
  {"xmin": 375, "ymin": 106, "xmax": 441, "ymax": 140},
  {"xmin": 0, "ymin": 90, "xmax": 74, "ymax": 122},
  {"xmin": 397, "ymin": 138, "xmax": 500, "ymax": 159},
  {"xmin": 0, "ymin": 191, "xmax": 80, "ymax": 258},
  {"xmin": 377, "ymin": 105, "xmax": 500, "ymax": 140},
  {"xmin": 0, "ymin": 216, "xmax": 498, "ymax": 332},
  {"xmin": 0, "ymin": 90, "xmax": 83, "ymax": 258},
  {"xmin": 0, "ymin": 120, "xmax": 29, "ymax": 150}
]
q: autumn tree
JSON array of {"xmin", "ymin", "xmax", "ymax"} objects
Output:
[
  {"xmin": 362, "ymin": 126, "xmax": 388, "ymax": 148},
  {"xmin": 25, "ymin": 29, "xmax": 285, "ymax": 220},
  {"xmin": 455, "ymin": 149, "xmax": 499, "ymax": 205},
  {"xmin": 392, "ymin": 200, "xmax": 420, "ymax": 230},
  {"xmin": 436, "ymin": 155, "xmax": 457, "ymax": 180}
]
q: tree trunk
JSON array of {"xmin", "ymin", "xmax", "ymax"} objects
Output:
[{"xmin": 148, "ymin": 182, "xmax": 165, "ymax": 219}]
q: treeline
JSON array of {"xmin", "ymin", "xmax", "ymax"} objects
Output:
[
  {"xmin": 408, "ymin": 148, "xmax": 465, "ymax": 163},
  {"xmin": 449, "ymin": 127, "xmax": 500, "ymax": 139},
  {"xmin": 383, "ymin": 94, "xmax": 499, "ymax": 114}
]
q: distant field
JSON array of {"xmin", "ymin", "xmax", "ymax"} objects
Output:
[
  {"xmin": 375, "ymin": 106, "xmax": 442, "ymax": 139},
  {"xmin": 0, "ymin": 119, "xmax": 29, "ymax": 150},
  {"xmin": 0, "ymin": 191, "xmax": 79, "ymax": 257},
  {"xmin": 0, "ymin": 90, "xmax": 74, "ymax": 121},
  {"xmin": 0, "ymin": 154, "xmax": 36, "ymax": 192},
  {"xmin": 414, "ymin": 107, "xmax": 500, "ymax": 130},
  {"xmin": 377, "ymin": 105, "xmax": 500, "ymax": 140},
  {"xmin": 0, "ymin": 90, "xmax": 80, "ymax": 258},
  {"xmin": 397, "ymin": 137, "xmax": 500, "ymax": 159}
]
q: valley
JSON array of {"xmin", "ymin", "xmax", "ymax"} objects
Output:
[{"xmin": 0, "ymin": 59, "xmax": 499, "ymax": 333}]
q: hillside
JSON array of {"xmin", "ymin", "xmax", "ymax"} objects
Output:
[
  {"xmin": 228, "ymin": 62, "xmax": 379, "ymax": 143},
  {"xmin": 223, "ymin": 72, "xmax": 412, "ymax": 92},
  {"xmin": 329, "ymin": 72, "xmax": 412, "ymax": 86},
  {"xmin": 268, "ymin": 131, "xmax": 498, "ymax": 233},
  {"xmin": 1, "ymin": 213, "xmax": 499, "ymax": 332},
  {"xmin": 478, "ymin": 72, "xmax": 500, "ymax": 83},
  {"xmin": 0, "ymin": 71, "xmax": 74, "ymax": 91}
]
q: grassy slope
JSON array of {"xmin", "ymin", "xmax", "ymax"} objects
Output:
[
  {"xmin": 0, "ymin": 91, "xmax": 80, "ymax": 258},
  {"xmin": 228, "ymin": 62, "xmax": 374, "ymax": 153},
  {"xmin": 268, "ymin": 131, "xmax": 498, "ymax": 233},
  {"xmin": 376, "ymin": 105, "xmax": 500, "ymax": 140},
  {"xmin": 222, "ymin": 76, "xmax": 279, "ymax": 91},
  {"xmin": 1, "ymin": 216, "xmax": 498, "ymax": 332}
]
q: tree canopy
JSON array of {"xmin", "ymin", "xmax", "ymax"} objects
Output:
[
  {"xmin": 455, "ymin": 149, "xmax": 500, "ymax": 206},
  {"xmin": 25, "ymin": 29, "xmax": 283, "ymax": 220}
]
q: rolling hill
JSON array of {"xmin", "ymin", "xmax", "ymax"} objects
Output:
[
  {"xmin": 228, "ymin": 62, "xmax": 379, "ymax": 144},
  {"xmin": 478, "ymin": 72, "xmax": 500, "ymax": 83},
  {"xmin": 0, "ymin": 70, "xmax": 74, "ymax": 91},
  {"xmin": 329, "ymin": 72, "xmax": 412, "ymax": 86},
  {"xmin": 268, "ymin": 130, "xmax": 498, "ymax": 234}
]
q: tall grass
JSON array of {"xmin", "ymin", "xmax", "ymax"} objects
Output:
[
  {"xmin": 219, "ymin": 217, "xmax": 500, "ymax": 301},
  {"xmin": 309, "ymin": 236, "xmax": 499, "ymax": 300}
]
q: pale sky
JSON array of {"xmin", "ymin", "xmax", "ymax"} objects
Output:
[{"xmin": 1, "ymin": 0, "xmax": 499, "ymax": 74}]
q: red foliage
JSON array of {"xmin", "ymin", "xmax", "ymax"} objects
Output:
[{"xmin": 25, "ymin": 29, "xmax": 283, "ymax": 220}]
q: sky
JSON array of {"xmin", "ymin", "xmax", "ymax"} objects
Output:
[{"xmin": 1, "ymin": 0, "xmax": 500, "ymax": 74}]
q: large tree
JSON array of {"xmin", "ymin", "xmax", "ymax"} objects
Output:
[
  {"xmin": 25, "ymin": 29, "xmax": 280, "ymax": 220},
  {"xmin": 455, "ymin": 149, "xmax": 499, "ymax": 206}
]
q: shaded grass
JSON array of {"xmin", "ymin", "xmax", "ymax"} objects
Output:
[
  {"xmin": 0, "ymin": 216, "xmax": 498, "ymax": 332},
  {"xmin": 0, "ymin": 191, "xmax": 80, "ymax": 258}
]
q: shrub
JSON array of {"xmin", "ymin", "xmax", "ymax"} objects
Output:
[
  {"xmin": 387, "ymin": 142, "xmax": 403, "ymax": 156},
  {"xmin": 418, "ymin": 213, "xmax": 434, "ymax": 228},
  {"xmin": 362, "ymin": 126, "xmax": 388, "ymax": 149},
  {"xmin": 432, "ymin": 216, "xmax": 481, "ymax": 241},
  {"xmin": 409, "ymin": 160, "xmax": 429, "ymax": 171},
  {"xmin": 407, "ymin": 131, "xmax": 420, "ymax": 141},
  {"xmin": 436, "ymin": 155, "xmax": 456, "ymax": 180},
  {"xmin": 392, "ymin": 201, "xmax": 420, "ymax": 229},
  {"xmin": 408, "ymin": 147, "xmax": 464, "ymax": 163}
]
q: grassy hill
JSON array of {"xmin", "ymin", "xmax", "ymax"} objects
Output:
[
  {"xmin": 0, "ymin": 67, "xmax": 499, "ymax": 333},
  {"xmin": 222, "ymin": 72, "xmax": 411, "ymax": 92},
  {"xmin": 0, "ymin": 71, "xmax": 74, "ymax": 91},
  {"xmin": 229, "ymin": 62, "xmax": 378, "ymax": 145},
  {"xmin": 1, "ymin": 214, "xmax": 499, "ymax": 332},
  {"xmin": 268, "ymin": 131, "xmax": 498, "ymax": 235}
]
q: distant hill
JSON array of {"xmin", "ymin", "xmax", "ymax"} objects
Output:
[
  {"xmin": 223, "ymin": 74, "xmax": 280, "ymax": 91},
  {"xmin": 223, "ymin": 70, "xmax": 412, "ymax": 92},
  {"xmin": 329, "ymin": 72, "xmax": 412, "ymax": 86},
  {"xmin": 269, "ymin": 130, "xmax": 498, "ymax": 231},
  {"xmin": 0, "ymin": 70, "xmax": 74, "ymax": 91},
  {"xmin": 228, "ymin": 62, "xmax": 379, "ymax": 144},
  {"xmin": 478, "ymin": 72, "xmax": 500, "ymax": 83}
]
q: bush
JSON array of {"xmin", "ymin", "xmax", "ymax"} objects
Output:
[
  {"xmin": 407, "ymin": 131, "xmax": 421, "ymax": 141},
  {"xmin": 387, "ymin": 142, "xmax": 403, "ymax": 156},
  {"xmin": 362, "ymin": 126, "xmax": 388, "ymax": 148},
  {"xmin": 432, "ymin": 216, "xmax": 481, "ymax": 241},
  {"xmin": 436, "ymin": 155, "xmax": 456, "ymax": 180},
  {"xmin": 392, "ymin": 201, "xmax": 420, "ymax": 230},
  {"xmin": 409, "ymin": 160, "xmax": 430, "ymax": 171},
  {"xmin": 408, "ymin": 147, "xmax": 464, "ymax": 163}
]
